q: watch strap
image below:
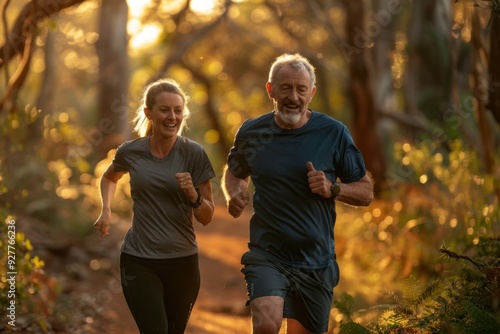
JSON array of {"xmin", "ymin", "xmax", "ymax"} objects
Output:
[
  {"xmin": 191, "ymin": 187, "xmax": 203, "ymax": 208},
  {"xmin": 330, "ymin": 182, "xmax": 340, "ymax": 199}
]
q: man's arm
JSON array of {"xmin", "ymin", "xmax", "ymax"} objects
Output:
[
  {"xmin": 307, "ymin": 161, "xmax": 373, "ymax": 207},
  {"xmin": 335, "ymin": 173, "xmax": 374, "ymax": 207},
  {"xmin": 221, "ymin": 165, "xmax": 250, "ymax": 218}
]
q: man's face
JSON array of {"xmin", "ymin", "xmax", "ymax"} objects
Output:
[{"xmin": 266, "ymin": 65, "xmax": 316, "ymax": 128}]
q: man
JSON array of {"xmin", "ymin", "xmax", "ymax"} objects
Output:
[{"xmin": 222, "ymin": 53, "xmax": 373, "ymax": 334}]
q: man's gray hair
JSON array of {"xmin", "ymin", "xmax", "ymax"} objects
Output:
[{"xmin": 268, "ymin": 53, "xmax": 316, "ymax": 87}]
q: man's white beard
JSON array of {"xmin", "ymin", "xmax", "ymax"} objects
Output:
[{"xmin": 277, "ymin": 111, "xmax": 301, "ymax": 126}]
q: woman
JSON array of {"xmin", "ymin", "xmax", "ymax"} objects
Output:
[{"xmin": 94, "ymin": 78, "xmax": 215, "ymax": 333}]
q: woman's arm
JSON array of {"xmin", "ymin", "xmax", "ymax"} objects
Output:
[
  {"xmin": 94, "ymin": 163, "xmax": 125, "ymax": 236},
  {"xmin": 192, "ymin": 179, "xmax": 215, "ymax": 226},
  {"xmin": 176, "ymin": 173, "xmax": 215, "ymax": 226}
]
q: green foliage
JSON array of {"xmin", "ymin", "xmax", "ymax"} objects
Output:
[
  {"xmin": 0, "ymin": 213, "xmax": 59, "ymax": 331},
  {"xmin": 339, "ymin": 321, "xmax": 372, "ymax": 334},
  {"xmin": 336, "ymin": 249, "xmax": 500, "ymax": 333},
  {"xmin": 400, "ymin": 140, "xmax": 497, "ymax": 247},
  {"xmin": 334, "ymin": 293, "xmax": 356, "ymax": 322},
  {"xmin": 331, "ymin": 139, "xmax": 499, "ymax": 333},
  {"xmin": 381, "ymin": 139, "xmax": 498, "ymax": 271},
  {"xmin": 0, "ymin": 98, "xmax": 129, "ymax": 237}
]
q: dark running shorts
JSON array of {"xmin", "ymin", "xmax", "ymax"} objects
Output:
[{"xmin": 240, "ymin": 250, "xmax": 340, "ymax": 333}]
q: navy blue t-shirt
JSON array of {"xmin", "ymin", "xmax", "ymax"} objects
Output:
[{"xmin": 227, "ymin": 111, "xmax": 366, "ymax": 269}]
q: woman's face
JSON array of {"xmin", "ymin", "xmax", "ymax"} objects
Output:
[{"xmin": 145, "ymin": 92, "xmax": 184, "ymax": 138}]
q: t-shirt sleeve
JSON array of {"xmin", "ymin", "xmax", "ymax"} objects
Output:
[
  {"xmin": 226, "ymin": 126, "xmax": 250, "ymax": 179},
  {"xmin": 112, "ymin": 142, "xmax": 129, "ymax": 173},
  {"xmin": 190, "ymin": 146, "xmax": 215, "ymax": 186},
  {"xmin": 335, "ymin": 126, "xmax": 366, "ymax": 183}
]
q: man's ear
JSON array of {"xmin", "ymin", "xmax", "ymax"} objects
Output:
[
  {"xmin": 310, "ymin": 86, "xmax": 317, "ymax": 101},
  {"xmin": 265, "ymin": 82, "xmax": 273, "ymax": 98}
]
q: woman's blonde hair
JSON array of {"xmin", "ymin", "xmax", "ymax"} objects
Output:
[{"xmin": 132, "ymin": 78, "xmax": 191, "ymax": 137}]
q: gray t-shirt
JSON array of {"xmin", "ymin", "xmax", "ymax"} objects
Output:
[{"xmin": 112, "ymin": 136, "xmax": 215, "ymax": 259}]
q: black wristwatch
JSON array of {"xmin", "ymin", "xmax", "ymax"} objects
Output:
[
  {"xmin": 330, "ymin": 182, "xmax": 340, "ymax": 200},
  {"xmin": 191, "ymin": 187, "xmax": 203, "ymax": 208}
]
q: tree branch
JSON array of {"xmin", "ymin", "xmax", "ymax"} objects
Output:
[
  {"xmin": 1, "ymin": 0, "xmax": 12, "ymax": 83},
  {"xmin": 0, "ymin": 0, "xmax": 86, "ymax": 113},
  {"xmin": 0, "ymin": 0, "xmax": 86, "ymax": 70},
  {"xmin": 154, "ymin": 0, "xmax": 232, "ymax": 81},
  {"xmin": 0, "ymin": 31, "xmax": 34, "ymax": 112}
]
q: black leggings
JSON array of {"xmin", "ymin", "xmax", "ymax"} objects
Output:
[{"xmin": 120, "ymin": 252, "xmax": 200, "ymax": 334}]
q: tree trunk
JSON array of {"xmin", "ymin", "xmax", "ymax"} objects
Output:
[
  {"xmin": 407, "ymin": 0, "xmax": 453, "ymax": 124},
  {"xmin": 94, "ymin": 0, "xmax": 129, "ymax": 161},
  {"xmin": 471, "ymin": 7, "xmax": 495, "ymax": 173},
  {"xmin": 372, "ymin": 0, "xmax": 401, "ymax": 170},
  {"xmin": 31, "ymin": 25, "xmax": 57, "ymax": 145},
  {"xmin": 341, "ymin": 0, "xmax": 386, "ymax": 194},
  {"xmin": 488, "ymin": 12, "xmax": 500, "ymax": 125}
]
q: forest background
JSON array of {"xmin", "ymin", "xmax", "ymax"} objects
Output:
[{"xmin": 0, "ymin": 0, "xmax": 499, "ymax": 333}]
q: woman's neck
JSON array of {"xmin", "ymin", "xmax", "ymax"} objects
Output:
[{"xmin": 148, "ymin": 134, "xmax": 178, "ymax": 158}]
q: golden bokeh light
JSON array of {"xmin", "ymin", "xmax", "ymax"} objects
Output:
[
  {"xmin": 127, "ymin": 0, "xmax": 148, "ymax": 18},
  {"xmin": 208, "ymin": 61, "xmax": 223, "ymax": 75},
  {"xmin": 129, "ymin": 22, "xmax": 162, "ymax": 50},
  {"xmin": 59, "ymin": 112, "xmax": 69, "ymax": 123},
  {"xmin": 419, "ymin": 174, "xmax": 428, "ymax": 184},
  {"xmin": 190, "ymin": 0, "xmax": 217, "ymax": 15},
  {"xmin": 226, "ymin": 111, "xmax": 242, "ymax": 126},
  {"xmin": 127, "ymin": 0, "xmax": 162, "ymax": 49},
  {"xmin": 204, "ymin": 129, "xmax": 220, "ymax": 144}
]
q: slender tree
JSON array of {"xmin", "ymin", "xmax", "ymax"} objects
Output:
[
  {"xmin": 341, "ymin": 0, "xmax": 387, "ymax": 194},
  {"xmin": 94, "ymin": 0, "xmax": 129, "ymax": 161},
  {"xmin": 489, "ymin": 10, "xmax": 500, "ymax": 125}
]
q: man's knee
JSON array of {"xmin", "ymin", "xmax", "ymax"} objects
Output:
[{"xmin": 250, "ymin": 296, "xmax": 284, "ymax": 334}]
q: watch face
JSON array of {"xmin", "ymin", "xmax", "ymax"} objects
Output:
[{"xmin": 331, "ymin": 183, "xmax": 340, "ymax": 198}]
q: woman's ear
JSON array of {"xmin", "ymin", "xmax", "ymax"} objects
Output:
[{"xmin": 144, "ymin": 107, "xmax": 151, "ymax": 120}]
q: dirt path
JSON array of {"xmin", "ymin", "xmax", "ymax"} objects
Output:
[
  {"xmin": 15, "ymin": 202, "xmax": 285, "ymax": 333},
  {"xmin": 97, "ymin": 204, "xmax": 257, "ymax": 334}
]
